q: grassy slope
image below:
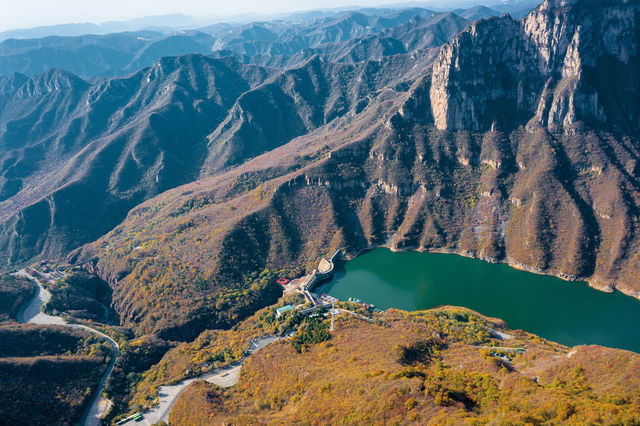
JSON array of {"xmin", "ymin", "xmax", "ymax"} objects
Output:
[{"xmin": 170, "ymin": 307, "xmax": 640, "ymax": 425}]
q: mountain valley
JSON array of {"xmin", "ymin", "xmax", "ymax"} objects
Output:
[
  {"xmin": 1, "ymin": 0, "xmax": 640, "ymax": 424},
  {"xmin": 65, "ymin": 0, "xmax": 640, "ymax": 340}
]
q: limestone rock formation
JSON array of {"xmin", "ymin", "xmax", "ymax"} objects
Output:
[{"xmin": 430, "ymin": 0, "xmax": 640, "ymax": 132}]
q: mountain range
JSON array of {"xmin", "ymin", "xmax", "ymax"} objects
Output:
[
  {"xmin": 0, "ymin": 1, "xmax": 543, "ymax": 79},
  {"xmin": 2, "ymin": 0, "xmax": 640, "ymax": 423},
  {"xmin": 0, "ymin": 7, "xmax": 477, "ymax": 274},
  {"xmin": 50, "ymin": 0, "xmax": 638, "ymax": 337},
  {"xmin": 0, "ymin": 0, "xmax": 540, "ymax": 42},
  {"xmin": 0, "ymin": 0, "xmax": 637, "ymax": 337},
  {"xmin": 0, "ymin": 8, "xmax": 479, "ymax": 78}
]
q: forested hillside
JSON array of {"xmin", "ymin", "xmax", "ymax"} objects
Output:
[
  {"xmin": 2, "ymin": 0, "xmax": 640, "ymax": 423},
  {"xmin": 65, "ymin": 0, "xmax": 640, "ymax": 341}
]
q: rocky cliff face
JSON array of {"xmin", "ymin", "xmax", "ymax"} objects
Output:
[
  {"xmin": 430, "ymin": 0, "xmax": 640, "ymax": 132},
  {"xmin": 67, "ymin": 0, "xmax": 640, "ymax": 339},
  {"xmin": 0, "ymin": 12, "xmax": 456, "ymax": 271}
]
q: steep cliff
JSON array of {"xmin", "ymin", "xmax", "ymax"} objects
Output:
[
  {"xmin": 65, "ymin": 0, "xmax": 640, "ymax": 339},
  {"xmin": 430, "ymin": 0, "xmax": 640, "ymax": 132}
]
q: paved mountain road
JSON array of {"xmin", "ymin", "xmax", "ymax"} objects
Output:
[
  {"xmin": 120, "ymin": 335, "xmax": 283, "ymax": 425},
  {"xmin": 15, "ymin": 270, "xmax": 65, "ymax": 325},
  {"xmin": 14, "ymin": 270, "xmax": 119, "ymax": 426}
]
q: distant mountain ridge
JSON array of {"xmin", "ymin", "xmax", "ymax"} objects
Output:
[
  {"xmin": 0, "ymin": 6, "xmax": 493, "ymax": 78},
  {"xmin": 0, "ymin": 0, "xmax": 537, "ymax": 42},
  {"xmin": 60, "ymin": 0, "xmax": 640, "ymax": 340},
  {"xmin": 0, "ymin": 14, "xmax": 217, "ymax": 42},
  {"xmin": 1, "ymin": 0, "xmax": 640, "ymax": 342}
]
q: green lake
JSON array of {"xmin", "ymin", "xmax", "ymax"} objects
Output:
[{"xmin": 315, "ymin": 248, "xmax": 640, "ymax": 353}]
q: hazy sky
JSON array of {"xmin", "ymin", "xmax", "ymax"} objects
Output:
[{"xmin": 0, "ymin": 0, "xmax": 442, "ymax": 32}]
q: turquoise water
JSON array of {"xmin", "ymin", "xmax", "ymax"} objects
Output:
[{"xmin": 315, "ymin": 248, "xmax": 640, "ymax": 352}]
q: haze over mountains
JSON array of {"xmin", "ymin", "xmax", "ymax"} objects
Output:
[
  {"xmin": 0, "ymin": 14, "xmax": 213, "ymax": 41},
  {"xmin": 0, "ymin": 5, "xmax": 485, "ymax": 272},
  {"xmin": 0, "ymin": 1, "xmax": 542, "ymax": 82},
  {"xmin": 0, "ymin": 0, "xmax": 638, "ymax": 329},
  {"xmin": 2, "ymin": 0, "xmax": 640, "ymax": 423},
  {"xmin": 0, "ymin": 6, "xmax": 515, "ymax": 78},
  {"xmin": 0, "ymin": 0, "xmax": 539, "ymax": 41}
]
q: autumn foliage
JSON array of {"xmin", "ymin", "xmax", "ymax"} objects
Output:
[{"xmin": 169, "ymin": 307, "xmax": 640, "ymax": 424}]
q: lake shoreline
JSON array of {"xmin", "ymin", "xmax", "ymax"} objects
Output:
[
  {"xmin": 340, "ymin": 243, "xmax": 640, "ymax": 301},
  {"xmin": 321, "ymin": 247, "xmax": 640, "ymax": 353}
]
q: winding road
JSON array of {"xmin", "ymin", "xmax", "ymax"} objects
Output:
[
  {"xmin": 119, "ymin": 334, "xmax": 283, "ymax": 426},
  {"xmin": 15, "ymin": 270, "xmax": 64, "ymax": 325},
  {"xmin": 14, "ymin": 270, "xmax": 119, "ymax": 426},
  {"xmin": 125, "ymin": 305, "xmax": 373, "ymax": 424}
]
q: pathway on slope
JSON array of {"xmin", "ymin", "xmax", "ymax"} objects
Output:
[
  {"xmin": 15, "ymin": 270, "xmax": 65, "ymax": 325},
  {"xmin": 474, "ymin": 345, "xmax": 526, "ymax": 353},
  {"xmin": 14, "ymin": 270, "xmax": 119, "ymax": 426},
  {"xmin": 120, "ymin": 296, "xmax": 374, "ymax": 424},
  {"xmin": 333, "ymin": 308, "xmax": 376, "ymax": 323},
  {"xmin": 121, "ymin": 335, "xmax": 283, "ymax": 426}
]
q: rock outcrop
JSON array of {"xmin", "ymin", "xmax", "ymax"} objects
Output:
[
  {"xmin": 430, "ymin": 0, "xmax": 640, "ymax": 132},
  {"xmin": 65, "ymin": 0, "xmax": 640, "ymax": 339}
]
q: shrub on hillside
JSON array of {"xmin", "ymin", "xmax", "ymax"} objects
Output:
[
  {"xmin": 396, "ymin": 337, "xmax": 447, "ymax": 366},
  {"xmin": 0, "ymin": 275, "xmax": 35, "ymax": 322},
  {"xmin": 292, "ymin": 317, "xmax": 330, "ymax": 353}
]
